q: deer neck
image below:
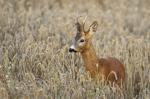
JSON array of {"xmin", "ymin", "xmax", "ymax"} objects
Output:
[{"xmin": 81, "ymin": 44, "xmax": 99, "ymax": 71}]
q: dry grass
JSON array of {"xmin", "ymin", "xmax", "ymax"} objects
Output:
[{"xmin": 0, "ymin": 0, "xmax": 150, "ymax": 99}]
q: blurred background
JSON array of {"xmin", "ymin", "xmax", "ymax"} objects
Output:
[{"xmin": 0, "ymin": 0, "xmax": 150, "ymax": 99}]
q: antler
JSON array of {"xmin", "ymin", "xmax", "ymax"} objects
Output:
[
  {"xmin": 76, "ymin": 16, "xmax": 82, "ymax": 33},
  {"xmin": 82, "ymin": 16, "xmax": 88, "ymax": 33},
  {"xmin": 75, "ymin": 16, "xmax": 88, "ymax": 33}
]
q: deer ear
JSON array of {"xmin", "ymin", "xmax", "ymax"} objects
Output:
[{"xmin": 88, "ymin": 21, "xmax": 98, "ymax": 35}]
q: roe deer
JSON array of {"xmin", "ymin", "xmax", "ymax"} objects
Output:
[{"xmin": 69, "ymin": 17, "xmax": 125, "ymax": 87}]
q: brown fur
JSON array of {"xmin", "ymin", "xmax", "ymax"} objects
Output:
[
  {"xmin": 81, "ymin": 45, "xmax": 125, "ymax": 86},
  {"xmin": 69, "ymin": 18, "xmax": 125, "ymax": 87}
]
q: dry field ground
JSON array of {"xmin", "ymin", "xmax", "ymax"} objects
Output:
[{"xmin": 0, "ymin": 0, "xmax": 150, "ymax": 99}]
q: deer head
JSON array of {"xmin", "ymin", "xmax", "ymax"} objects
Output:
[{"xmin": 69, "ymin": 17, "xmax": 98, "ymax": 53}]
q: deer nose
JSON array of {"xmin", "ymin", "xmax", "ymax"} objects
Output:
[{"xmin": 69, "ymin": 48, "xmax": 77, "ymax": 52}]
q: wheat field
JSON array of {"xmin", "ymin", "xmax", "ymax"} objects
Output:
[{"xmin": 0, "ymin": 0, "xmax": 150, "ymax": 99}]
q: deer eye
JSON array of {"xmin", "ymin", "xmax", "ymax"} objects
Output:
[{"xmin": 80, "ymin": 39, "xmax": 85, "ymax": 42}]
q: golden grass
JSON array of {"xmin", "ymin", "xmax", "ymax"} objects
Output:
[{"xmin": 0, "ymin": 0, "xmax": 150, "ymax": 98}]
